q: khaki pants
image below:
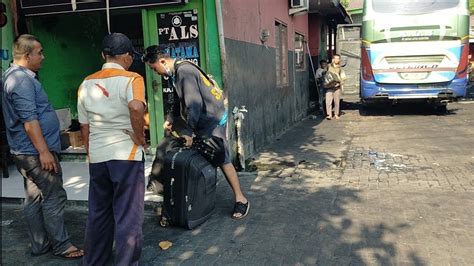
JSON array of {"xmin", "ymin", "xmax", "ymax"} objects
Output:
[{"xmin": 325, "ymin": 88, "xmax": 341, "ymax": 117}]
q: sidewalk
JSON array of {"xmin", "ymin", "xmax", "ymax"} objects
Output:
[{"xmin": 2, "ymin": 97, "xmax": 474, "ymax": 265}]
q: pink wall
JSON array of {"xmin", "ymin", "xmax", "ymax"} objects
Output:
[
  {"xmin": 308, "ymin": 14, "xmax": 321, "ymax": 57},
  {"xmin": 222, "ymin": 0, "xmax": 308, "ymax": 50},
  {"xmin": 348, "ymin": 0, "xmax": 363, "ymax": 10}
]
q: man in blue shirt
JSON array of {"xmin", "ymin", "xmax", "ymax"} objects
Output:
[{"xmin": 1, "ymin": 34, "xmax": 83, "ymax": 259}]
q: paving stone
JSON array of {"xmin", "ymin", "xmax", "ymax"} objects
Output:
[{"xmin": 3, "ymin": 100, "xmax": 474, "ymax": 265}]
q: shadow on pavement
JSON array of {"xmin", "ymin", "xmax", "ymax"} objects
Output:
[
  {"xmin": 138, "ymin": 180, "xmax": 425, "ymax": 265},
  {"xmin": 247, "ymin": 118, "xmax": 340, "ymax": 170},
  {"xmin": 359, "ymin": 102, "xmax": 459, "ymax": 117}
]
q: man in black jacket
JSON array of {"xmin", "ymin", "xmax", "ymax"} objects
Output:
[{"xmin": 142, "ymin": 45, "xmax": 249, "ymax": 219}]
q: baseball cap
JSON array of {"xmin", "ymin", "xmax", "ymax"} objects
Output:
[{"xmin": 102, "ymin": 33, "xmax": 140, "ymax": 57}]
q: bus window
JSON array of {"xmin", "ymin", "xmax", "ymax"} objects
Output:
[{"xmin": 372, "ymin": 0, "xmax": 460, "ymax": 15}]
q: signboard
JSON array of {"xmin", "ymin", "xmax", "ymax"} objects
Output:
[
  {"xmin": 1, "ymin": 0, "xmax": 14, "ymax": 74},
  {"xmin": 157, "ymin": 9, "xmax": 200, "ymax": 118},
  {"xmin": 20, "ymin": 0, "xmax": 187, "ymax": 16}
]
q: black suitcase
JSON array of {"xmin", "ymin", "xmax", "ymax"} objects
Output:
[{"xmin": 161, "ymin": 147, "xmax": 217, "ymax": 229}]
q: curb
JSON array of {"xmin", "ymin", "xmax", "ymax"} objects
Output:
[{"xmin": 1, "ymin": 197, "xmax": 162, "ymax": 211}]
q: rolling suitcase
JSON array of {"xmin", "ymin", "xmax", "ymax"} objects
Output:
[{"xmin": 161, "ymin": 147, "xmax": 217, "ymax": 229}]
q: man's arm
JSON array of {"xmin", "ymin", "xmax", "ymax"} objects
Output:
[
  {"xmin": 178, "ymin": 66, "xmax": 203, "ymax": 137},
  {"xmin": 24, "ymin": 120, "xmax": 58, "ymax": 173},
  {"xmin": 127, "ymin": 76, "xmax": 146, "ymax": 146},
  {"xmin": 9, "ymin": 76, "xmax": 57, "ymax": 173},
  {"xmin": 77, "ymin": 84, "xmax": 91, "ymax": 153},
  {"xmin": 128, "ymin": 100, "xmax": 146, "ymax": 146},
  {"xmin": 80, "ymin": 123, "xmax": 90, "ymax": 154}
]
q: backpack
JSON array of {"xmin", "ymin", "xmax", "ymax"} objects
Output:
[{"xmin": 175, "ymin": 60, "xmax": 224, "ymax": 102}]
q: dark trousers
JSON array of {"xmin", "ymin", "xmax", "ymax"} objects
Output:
[
  {"xmin": 148, "ymin": 136, "xmax": 181, "ymax": 192},
  {"xmin": 13, "ymin": 153, "xmax": 72, "ymax": 255},
  {"xmin": 83, "ymin": 160, "xmax": 144, "ymax": 266}
]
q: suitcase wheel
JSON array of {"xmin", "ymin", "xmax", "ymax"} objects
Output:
[{"xmin": 160, "ymin": 216, "xmax": 169, "ymax": 227}]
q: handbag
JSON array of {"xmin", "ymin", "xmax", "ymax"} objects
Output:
[
  {"xmin": 169, "ymin": 132, "xmax": 226, "ymax": 167},
  {"xmin": 192, "ymin": 136, "xmax": 226, "ymax": 167},
  {"xmin": 323, "ymin": 71, "xmax": 339, "ymax": 89}
]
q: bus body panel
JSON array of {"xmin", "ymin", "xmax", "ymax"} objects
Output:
[{"xmin": 361, "ymin": 0, "xmax": 469, "ymax": 102}]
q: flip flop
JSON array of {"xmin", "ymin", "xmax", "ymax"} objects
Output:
[
  {"xmin": 232, "ymin": 201, "xmax": 250, "ymax": 220},
  {"xmin": 55, "ymin": 248, "xmax": 84, "ymax": 259}
]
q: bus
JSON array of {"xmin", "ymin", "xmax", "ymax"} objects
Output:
[{"xmin": 360, "ymin": 0, "xmax": 470, "ymax": 108}]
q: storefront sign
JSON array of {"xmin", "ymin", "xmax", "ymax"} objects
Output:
[
  {"xmin": 20, "ymin": 0, "xmax": 187, "ymax": 16},
  {"xmin": 157, "ymin": 9, "xmax": 200, "ymax": 118},
  {"xmin": 1, "ymin": 1, "xmax": 14, "ymax": 74}
]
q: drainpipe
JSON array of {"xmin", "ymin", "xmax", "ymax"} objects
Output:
[
  {"xmin": 215, "ymin": 0, "xmax": 228, "ymax": 99},
  {"xmin": 215, "ymin": 0, "xmax": 248, "ymax": 169},
  {"xmin": 216, "ymin": 0, "xmax": 245, "ymax": 167},
  {"xmin": 106, "ymin": 0, "xmax": 111, "ymax": 34}
]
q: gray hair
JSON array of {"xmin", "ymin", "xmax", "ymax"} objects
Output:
[{"xmin": 13, "ymin": 34, "xmax": 40, "ymax": 60}]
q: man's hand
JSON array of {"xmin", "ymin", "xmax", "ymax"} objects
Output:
[
  {"xmin": 163, "ymin": 121, "xmax": 173, "ymax": 132},
  {"xmin": 23, "ymin": 120, "xmax": 58, "ymax": 173},
  {"xmin": 182, "ymin": 135, "xmax": 193, "ymax": 147},
  {"xmin": 123, "ymin": 129, "xmax": 147, "ymax": 147},
  {"xmin": 39, "ymin": 151, "xmax": 58, "ymax": 173}
]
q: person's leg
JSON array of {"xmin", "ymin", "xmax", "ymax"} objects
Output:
[
  {"xmin": 83, "ymin": 162, "xmax": 115, "ymax": 265},
  {"xmin": 109, "ymin": 160, "xmax": 144, "ymax": 266},
  {"xmin": 318, "ymin": 86, "xmax": 325, "ymax": 113},
  {"xmin": 333, "ymin": 89, "xmax": 341, "ymax": 118},
  {"xmin": 148, "ymin": 136, "xmax": 176, "ymax": 194},
  {"xmin": 325, "ymin": 90, "xmax": 334, "ymax": 118},
  {"xmin": 220, "ymin": 163, "xmax": 246, "ymax": 203},
  {"xmin": 15, "ymin": 154, "xmax": 77, "ymax": 256},
  {"xmin": 14, "ymin": 155, "xmax": 51, "ymax": 255},
  {"xmin": 220, "ymin": 163, "xmax": 250, "ymax": 219}
]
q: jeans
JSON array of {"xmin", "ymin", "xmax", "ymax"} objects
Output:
[{"xmin": 13, "ymin": 153, "xmax": 72, "ymax": 255}]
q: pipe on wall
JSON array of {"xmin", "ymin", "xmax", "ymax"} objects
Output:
[{"xmin": 214, "ymin": 0, "xmax": 228, "ymax": 98}]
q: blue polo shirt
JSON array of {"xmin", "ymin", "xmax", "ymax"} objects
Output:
[{"xmin": 1, "ymin": 64, "xmax": 61, "ymax": 155}]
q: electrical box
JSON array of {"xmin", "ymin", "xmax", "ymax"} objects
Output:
[
  {"xmin": 291, "ymin": 0, "xmax": 305, "ymax": 8},
  {"xmin": 289, "ymin": 0, "xmax": 308, "ymax": 15}
]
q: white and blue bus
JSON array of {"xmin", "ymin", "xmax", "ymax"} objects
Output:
[{"xmin": 361, "ymin": 0, "xmax": 470, "ymax": 107}]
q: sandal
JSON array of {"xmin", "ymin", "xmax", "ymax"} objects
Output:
[
  {"xmin": 147, "ymin": 179, "xmax": 164, "ymax": 195},
  {"xmin": 326, "ymin": 116, "xmax": 332, "ymax": 120},
  {"xmin": 55, "ymin": 248, "xmax": 84, "ymax": 259},
  {"xmin": 232, "ymin": 201, "xmax": 250, "ymax": 220}
]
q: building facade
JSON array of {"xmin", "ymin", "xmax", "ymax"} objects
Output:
[{"xmin": 2, "ymin": 0, "xmax": 350, "ymax": 165}]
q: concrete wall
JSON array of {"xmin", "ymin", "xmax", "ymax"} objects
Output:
[
  {"xmin": 28, "ymin": 13, "xmax": 107, "ymax": 116},
  {"xmin": 222, "ymin": 0, "xmax": 310, "ymax": 161}
]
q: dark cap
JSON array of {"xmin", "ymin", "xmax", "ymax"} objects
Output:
[{"xmin": 102, "ymin": 33, "xmax": 139, "ymax": 56}]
